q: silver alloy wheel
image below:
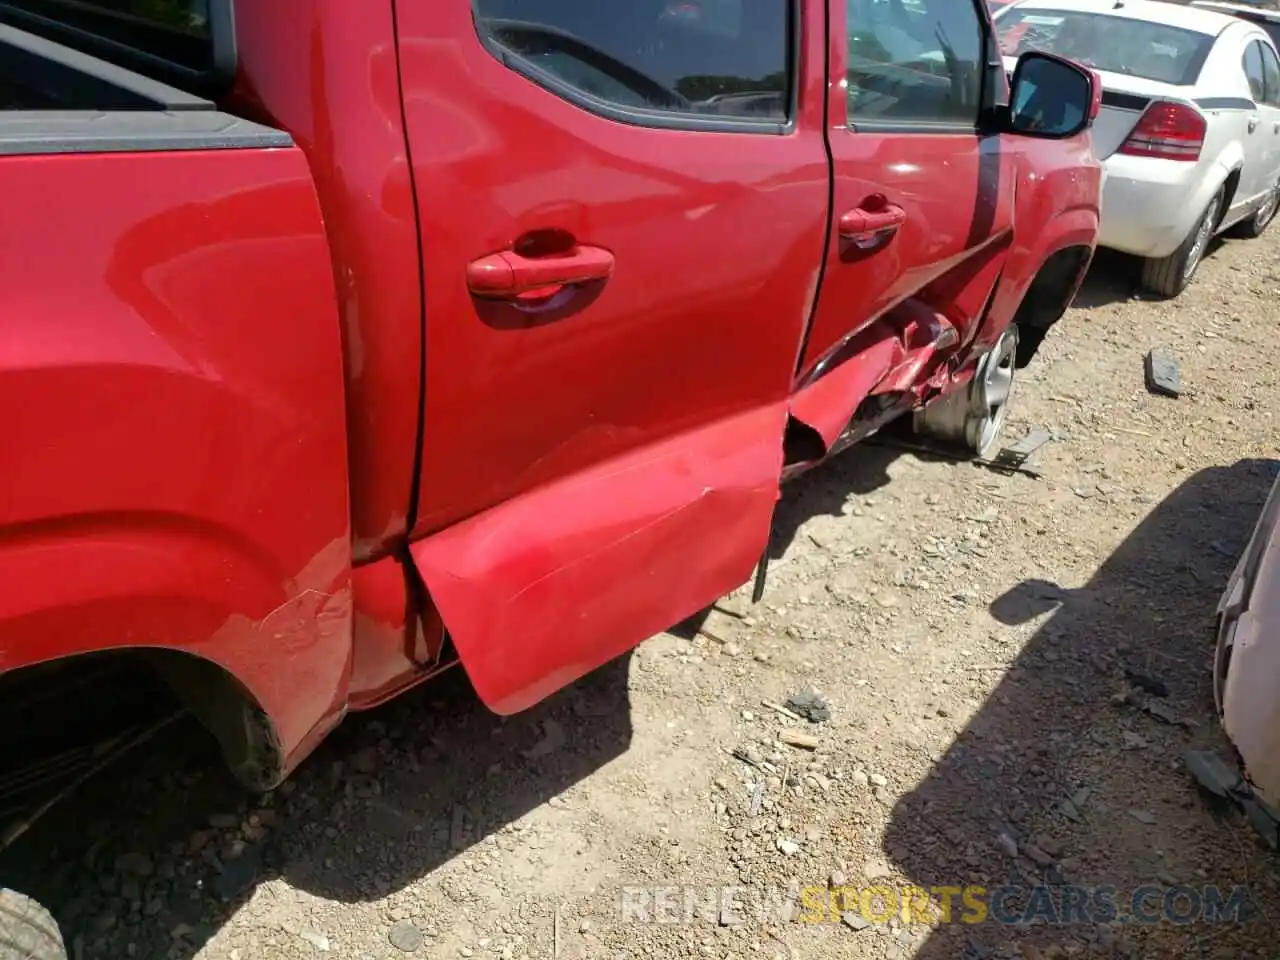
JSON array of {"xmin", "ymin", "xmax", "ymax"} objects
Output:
[
  {"xmin": 1185, "ymin": 195, "xmax": 1220, "ymax": 281},
  {"xmin": 913, "ymin": 326, "xmax": 1018, "ymax": 458}
]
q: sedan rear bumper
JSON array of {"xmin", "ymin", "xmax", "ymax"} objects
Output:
[{"xmin": 1099, "ymin": 154, "xmax": 1206, "ymax": 259}]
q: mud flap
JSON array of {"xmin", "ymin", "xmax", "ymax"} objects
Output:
[{"xmin": 408, "ymin": 404, "xmax": 788, "ymax": 715}]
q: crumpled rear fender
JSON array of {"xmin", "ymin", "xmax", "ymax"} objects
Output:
[{"xmin": 409, "ymin": 404, "xmax": 787, "ymax": 714}]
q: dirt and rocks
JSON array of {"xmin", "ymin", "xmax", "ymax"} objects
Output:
[{"xmin": 6, "ymin": 232, "xmax": 1280, "ymax": 960}]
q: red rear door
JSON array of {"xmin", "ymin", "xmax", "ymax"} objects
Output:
[
  {"xmin": 792, "ymin": 0, "xmax": 1015, "ymax": 449},
  {"xmin": 394, "ymin": 0, "xmax": 829, "ymax": 712}
]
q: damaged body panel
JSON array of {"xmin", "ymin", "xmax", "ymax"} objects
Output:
[
  {"xmin": 409, "ymin": 404, "xmax": 787, "ymax": 715},
  {"xmin": 1215, "ymin": 471, "xmax": 1280, "ymax": 808}
]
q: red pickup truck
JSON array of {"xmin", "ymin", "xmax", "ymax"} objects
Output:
[{"xmin": 0, "ymin": 0, "xmax": 1100, "ymax": 951}]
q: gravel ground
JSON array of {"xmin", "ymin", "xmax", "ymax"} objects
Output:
[{"xmin": 5, "ymin": 229, "xmax": 1280, "ymax": 960}]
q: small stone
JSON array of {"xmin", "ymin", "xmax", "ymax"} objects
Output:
[
  {"xmin": 851, "ymin": 770, "xmax": 870, "ymax": 787},
  {"xmin": 578, "ymin": 920, "xmax": 592, "ymax": 934},
  {"xmin": 829, "ymin": 871, "xmax": 848, "ymax": 889},
  {"xmin": 997, "ymin": 833, "xmax": 1019, "ymax": 857},
  {"xmin": 115, "ymin": 852, "xmax": 155, "ymax": 877},
  {"xmin": 95, "ymin": 912, "xmax": 118, "ymax": 933},
  {"xmin": 1129, "ymin": 809, "xmax": 1156, "ymax": 825},
  {"xmin": 298, "ymin": 929, "xmax": 331, "ymax": 952},
  {"xmin": 742, "ymin": 711, "xmax": 755, "ymax": 721},
  {"xmin": 523, "ymin": 718, "xmax": 566, "ymax": 759},
  {"xmin": 783, "ymin": 687, "xmax": 831, "ymax": 723},
  {"xmin": 1036, "ymin": 835, "xmax": 1064, "ymax": 858},
  {"xmin": 389, "ymin": 921, "xmax": 424, "ymax": 953},
  {"xmin": 1157, "ymin": 871, "xmax": 1177, "ymax": 886},
  {"xmin": 841, "ymin": 912, "xmax": 871, "ymax": 931},
  {"xmin": 1024, "ymin": 844, "xmax": 1055, "ymax": 867},
  {"xmin": 867, "ymin": 773, "xmax": 888, "ymax": 787},
  {"xmin": 353, "ymin": 746, "xmax": 379, "ymax": 775},
  {"xmin": 863, "ymin": 860, "xmax": 892, "ymax": 880},
  {"xmin": 776, "ymin": 839, "xmax": 801, "ymax": 856}
]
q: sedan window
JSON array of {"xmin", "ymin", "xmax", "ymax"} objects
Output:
[{"xmin": 996, "ymin": 10, "xmax": 1214, "ymax": 85}]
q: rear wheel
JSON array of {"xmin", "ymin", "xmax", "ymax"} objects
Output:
[
  {"xmin": 1140, "ymin": 189, "xmax": 1222, "ymax": 298},
  {"xmin": 1230, "ymin": 183, "xmax": 1279, "ymax": 239},
  {"xmin": 0, "ymin": 889, "xmax": 66, "ymax": 960},
  {"xmin": 913, "ymin": 325, "xmax": 1017, "ymax": 458}
]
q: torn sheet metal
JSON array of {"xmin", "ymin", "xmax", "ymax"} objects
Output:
[{"xmin": 409, "ymin": 403, "xmax": 787, "ymax": 715}]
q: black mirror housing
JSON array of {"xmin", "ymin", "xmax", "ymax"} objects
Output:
[{"xmin": 1005, "ymin": 51, "xmax": 1099, "ymax": 140}]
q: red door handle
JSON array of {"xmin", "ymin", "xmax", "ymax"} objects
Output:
[
  {"xmin": 839, "ymin": 203, "xmax": 907, "ymax": 242},
  {"xmin": 466, "ymin": 244, "xmax": 614, "ymax": 299}
]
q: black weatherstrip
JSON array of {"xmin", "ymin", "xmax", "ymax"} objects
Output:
[
  {"xmin": 1101, "ymin": 90, "xmax": 1149, "ymax": 112},
  {"xmin": 1195, "ymin": 96, "xmax": 1257, "ymax": 111}
]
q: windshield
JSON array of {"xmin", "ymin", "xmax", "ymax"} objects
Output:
[{"xmin": 996, "ymin": 10, "xmax": 1215, "ymax": 85}]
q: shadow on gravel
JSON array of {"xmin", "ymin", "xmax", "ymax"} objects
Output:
[
  {"xmin": 1073, "ymin": 241, "xmax": 1232, "ymax": 310},
  {"xmin": 1071, "ymin": 249, "xmax": 1141, "ymax": 310},
  {"xmin": 884, "ymin": 459, "xmax": 1280, "ymax": 959},
  {"xmin": 1, "ymin": 656, "xmax": 633, "ymax": 959}
]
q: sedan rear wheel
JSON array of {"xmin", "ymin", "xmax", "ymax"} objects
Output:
[
  {"xmin": 1140, "ymin": 189, "xmax": 1222, "ymax": 299},
  {"xmin": 1231, "ymin": 182, "xmax": 1280, "ymax": 239}
]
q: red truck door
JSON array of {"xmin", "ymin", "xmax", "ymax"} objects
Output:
[
  {"xmin": 791, "ymin": 0, "xmax": 1015, "ymax": 450},
  {"xmin": 393, "ymin": 0, "xmax": 829, "ymax": 712}
]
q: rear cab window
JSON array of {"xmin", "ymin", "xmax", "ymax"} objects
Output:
[
  {"xmin": 0, "ymin": 0, "xmax": 231, "ymax": 90},
  {"xmin": 996, "ymin": 9, "xmax": 1215, "ymax": 85},
  {"xmin": 472, "ymin": 0, "xmax": 792, "ymax": 127}
]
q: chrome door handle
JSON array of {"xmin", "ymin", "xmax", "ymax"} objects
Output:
[{"xmin": 1249, "ymin": 116, "xmax": 1260, "ymax": 133}]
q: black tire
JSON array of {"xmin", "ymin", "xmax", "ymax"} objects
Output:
[
  {"xmin": 1140, "ymin": 189, "xmax": 1223, "ymax": 299},
  {"xmin": 0, "ymin": 889, "xmax": 66, "ymax": 960},
  {"xmin": 1229, "ymin": 184, "xmax": 1279, "ymax": 239}
]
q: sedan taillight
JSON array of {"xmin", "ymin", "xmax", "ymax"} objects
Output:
[{"xmin": 1117, "ymin": 100, "xmax": 1206, "ymax": 161}]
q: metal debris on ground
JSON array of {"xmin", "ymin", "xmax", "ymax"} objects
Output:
[
  {"xmin": 783, "ymin": 686, "xmax": 831, "ymax": 723},
  {"xmin": 867, "ymin": 436, "xmax": 1045, "ymax": 478},
  {"xmin": 991, "ymin": 427, "xmax": 1051, "ymax": 471},
  {"xmin": 1184, "ymin": 749, "xmax": 1279, "ymax": 850},
  {"xmin": 1144, "ymin": 347, "xmax": 1182, "ymax": 397}
]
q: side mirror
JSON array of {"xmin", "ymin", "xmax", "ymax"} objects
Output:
[{"xmin": 1006, "ymin": 51, "xmax": 1098, "ymax": 138}]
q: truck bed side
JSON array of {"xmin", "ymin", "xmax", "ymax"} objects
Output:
[{"xmin": 0, "ymin": 24, "xmax": 354, "ymax": 788}]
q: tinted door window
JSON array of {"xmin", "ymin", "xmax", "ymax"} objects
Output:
[
  {"xmin": 846, "ymin": 0, "xmax": 986, "ymax": 125},
  {"xmin": 473, "ymin": 0, "xmax": 791, "ymax": 124},
  {"xmin": 1261, "ymin": 41, "xmax": 1280, "ymax": 106},
  {"xmin": 1245, "ymin": 39, "xmax": 1267, "ymax": 102}
]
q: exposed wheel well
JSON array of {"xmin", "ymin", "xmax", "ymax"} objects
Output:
[
  {"xmin": 1221, "ymin": 167, "xmax": 1243, "ymax": 222},
  {"xmin": 0, "ymin": 648, "xmax": 283, "ymax": 826},
  {"xmin": 1011, "ymin": 244, "xmax": 1092, "ymax": 368}
]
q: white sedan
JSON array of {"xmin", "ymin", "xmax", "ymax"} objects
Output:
[{"xmin": 994, "ymin": 0, "xmax": 1280, "ymax": 297}]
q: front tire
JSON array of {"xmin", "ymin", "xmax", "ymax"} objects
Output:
[
  {"xmin": 0, "ymin": 889, "xmax": 66, "ymax": 960},
  {"xmin": 1140, "ymin": 189, "xmax": 1222, "ymax": 299}
]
